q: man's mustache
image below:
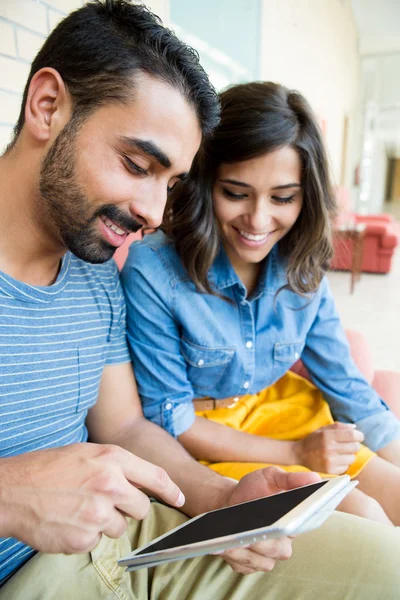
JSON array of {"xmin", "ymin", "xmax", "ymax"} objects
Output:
[{"xmin": 94, "ymin": 204, "xmax": 143, "ymax": 234}]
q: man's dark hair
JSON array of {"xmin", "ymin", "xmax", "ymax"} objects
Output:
[{"xmin": 11, "ymin": 0, "xmax": 219, "ymax": 145}]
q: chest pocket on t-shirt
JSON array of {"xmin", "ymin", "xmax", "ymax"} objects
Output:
[
  {"xmin": 77, "ymin": 345, "xmax": 108, "ymax": 412},
  {"xmin": 181, "ymin": 338, "xmax": 235, "ymax": 393}
]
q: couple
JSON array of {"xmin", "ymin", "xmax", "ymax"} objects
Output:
[{"xmin": 0, "ymin": 1, "xmax": 399, "ymax": 599}]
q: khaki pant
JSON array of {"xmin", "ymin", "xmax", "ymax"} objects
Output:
[{"xmin": 2, "ymin": 503, "xmax": 399, "ymax": 600}]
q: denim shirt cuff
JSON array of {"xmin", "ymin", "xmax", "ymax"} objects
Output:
[
  {"xmin": 170, "ymin": 401, "xmax": 196, "ymax": 437},
  {"xmin": 355, "ymin": 410, "xmax": 400, "ymax": 451}
]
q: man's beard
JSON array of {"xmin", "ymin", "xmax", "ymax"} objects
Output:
[{"xmin": 39, "ymin": 117, "xmax": 141, "ymax": 264}]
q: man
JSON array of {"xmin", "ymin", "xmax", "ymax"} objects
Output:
[{"xmin": 0, "ymin": 1, "xmax": 399, "ymax": 598}]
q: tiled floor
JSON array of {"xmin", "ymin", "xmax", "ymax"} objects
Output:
[{"xmin": 327, "ymin": 249, "xmax": 400, "ymax": 372}]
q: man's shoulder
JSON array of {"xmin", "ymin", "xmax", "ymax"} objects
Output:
[
  {"xmin": 70, "ymin": 253, "xmax": 119, "ymax": 279},
  {"xmin": 69, "ymin": 254, "xmax": 121, "ymax": 298}
]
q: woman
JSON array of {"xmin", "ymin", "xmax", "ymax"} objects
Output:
[{"xmin": 121, "ymin": 82, "xmax": 400, "ymax": 525}]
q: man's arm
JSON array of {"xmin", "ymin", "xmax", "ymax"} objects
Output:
[
  {"xmin": 86, "ymin": 361, "xmax": 320, "ymax": 575},
  {"xmin": 0, "ymin": 440, "xmax": 185, "ymax": 554},
  {"xmin": 86, "ymin": 362, "xmax": 236, "ymax": 516}
]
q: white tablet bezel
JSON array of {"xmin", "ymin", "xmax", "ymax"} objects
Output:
[{"xmin": 119, "ymin": 475, "xmax": 357, "ymax": 571}]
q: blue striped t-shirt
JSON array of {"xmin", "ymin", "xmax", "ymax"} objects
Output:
[{"xmin": 0, "ymin": 252, "xmax": 131, "ymax": 583}]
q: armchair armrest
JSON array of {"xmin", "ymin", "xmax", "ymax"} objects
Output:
[
  {"xmin": 355, "ymin": 214, "xmax": 395, "ymax": 224},
  {"xmin": 372, "ymin": 370, "xmax": 400, "ymax": 420}
]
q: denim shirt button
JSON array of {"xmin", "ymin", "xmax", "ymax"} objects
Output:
[
  {"xmin": 243, "ymin": 381, "xmax": 250, "ymax": 389},
  {"xmin": 165, "ymin": 402, "xmax": 172, "ymax": 410},
  {"xmin": 294, "ymin": 352, "xmax": 300, "ymax": 359},
  {"xmin": 197, "ymin": 359, "xmax": 205, "ymax": 366},
  {"xmin": 245, "ymin": 341, "xmax": 253, "ymax": 349}
]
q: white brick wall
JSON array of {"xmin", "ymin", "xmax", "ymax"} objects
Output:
[
  {"xmin": 0, "ymin": 21, "xmax": 16, "ymax": 56},
  {"xmin": 17, "ymin": 28, "xmax": 48, "ymax": 61},
  {"xmin": 0, "ymin": 55, "xmax": 30, "ymax": 92},
  {"xmin": 1, "ymin": 1, "xmax": 48, "ymax": 35},
  {"xmin": 0, "ymin": 89, "xmax": 23, "ymax": 124},
  {"xmin": 0, "ymin": 0, "xmax": 82, "ymax": 151},
  {"xmin": 0, "ymin": 0, "xmax": 169, "ymax": 152}
]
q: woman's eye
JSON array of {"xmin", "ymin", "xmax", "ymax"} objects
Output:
[
  {"xmin": 124, "ymin": 156, "xmax": 148, "ymax": 175},
  {"xmin": 222, "ymin": 188, "xmax": 247, "ymax": 200},
  {"xmin": 272, "ymin": 195, "xmax": 295, "ymax": 204}
]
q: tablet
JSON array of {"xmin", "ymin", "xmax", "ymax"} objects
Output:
[{"xmin": 119, "ymin": 475, "xmax": 357, "ymax": 571}]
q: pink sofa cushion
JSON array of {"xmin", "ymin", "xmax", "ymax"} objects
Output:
[{"xmin": 372, "ymin": 371, "xmax": 400, "ymax": 419}]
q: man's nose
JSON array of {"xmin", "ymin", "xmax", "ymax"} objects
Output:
[{"xmin": 128, "ymin": 187, "xmax": 167, "ymax": 230}]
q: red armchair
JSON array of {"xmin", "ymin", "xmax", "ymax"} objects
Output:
[{"xmin": 331, "ymin": 187, "xmax": 400, "ymax": 274}]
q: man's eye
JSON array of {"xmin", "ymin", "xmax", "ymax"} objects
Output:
[
  {"xmin": 272, "ymin": 195, "xmax": 295, "ymax": 204},
  {"xmin": 124, "ymin": 156, "xmax": 148, "ymax": 175},
  {"xmin": 222, "ymin": 188, "xmax": 247, "ymax": 200}
]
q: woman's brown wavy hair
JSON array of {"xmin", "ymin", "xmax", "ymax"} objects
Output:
[{"xmin": 163, "ymin": 81, "xmax": 337, "ymax": 296}]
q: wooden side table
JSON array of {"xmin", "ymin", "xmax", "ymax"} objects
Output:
[{"xmin": 333, "ymin": 222, "xmax": 366, "ymax": 293}]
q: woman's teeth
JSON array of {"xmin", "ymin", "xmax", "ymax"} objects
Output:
[{"xmin": 239, "ymin": 229, "xmax": 269, "ymax": 242}]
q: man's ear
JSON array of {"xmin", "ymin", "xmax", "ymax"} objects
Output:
[{"xmin": 24, "ymin": 67, "xmax": 72, "ymax": 142}]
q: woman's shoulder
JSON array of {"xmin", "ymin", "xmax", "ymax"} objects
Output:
[
  {"xmin": 123, "ymin": 230, "xmax": 189, "ymax": 283},
  {"xmin": 267, "ymin": 245, "xmax": 329, "ymax": 306}
]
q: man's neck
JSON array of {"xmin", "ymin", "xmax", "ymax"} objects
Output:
[{"xmin": 0, "ymin": 147, "xmax": 66, "ymax": 286}]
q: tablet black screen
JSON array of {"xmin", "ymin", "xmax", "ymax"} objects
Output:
[{"xmin": 136, "ymin": 480, "xmax": 328, "ymax": 555}]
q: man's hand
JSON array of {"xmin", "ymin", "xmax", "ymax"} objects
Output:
[
  {"xmin": 293, "ymin": 422, "xmax": 364, "ymax": 474},
  {"xmin": 218, "ymin": 467, "xmax": 321, "ymax": 574},
  {"xmin": 0, "ymin": 443, "xmax": 184, "ymax": 554}
]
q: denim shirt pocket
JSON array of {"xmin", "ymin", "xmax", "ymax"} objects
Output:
[
  {"xmin": 181, "ymin": 337, "xmax": 235, "ymax": 393},
  {"xmin": 273, "ymin": 341, "xmax": 304, "ymax": 366}
]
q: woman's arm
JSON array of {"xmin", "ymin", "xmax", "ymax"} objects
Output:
[
  {"xmin": 179, "ymin": 416, "xmax": 361, "ymax": 474},
  {"xmin": 301, "ymin": 277, "xmax": 400, "ymax": 453},
  {"xmin": 120, "ymin": 241, "xmax": 198, "ymax": 438},
  {"xmin": 377, "ymin": 439, "xmax": 400, "ymax": 468},
  {"xmin": 179, "ymin": 415, "xmax": 297, "ymax": 465}
]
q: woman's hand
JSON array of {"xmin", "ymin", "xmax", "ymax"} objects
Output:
[{"xmin": 293, "ymin": 422, "xmax": 364, "ymax": 474}]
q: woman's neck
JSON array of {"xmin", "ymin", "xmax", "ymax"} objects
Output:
[{"xmin": 233, "ymin": 262, "xmax": 262, "ymax": 297}]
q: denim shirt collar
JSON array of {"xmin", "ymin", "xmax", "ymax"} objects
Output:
[{"xmin": 208, "ymin": 243, "xmax": 286, "ymax": 299}]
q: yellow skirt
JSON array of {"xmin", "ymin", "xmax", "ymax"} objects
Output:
[{"xmin": 195, "ymin": 371, "xmax": 375, "ymax": 480}]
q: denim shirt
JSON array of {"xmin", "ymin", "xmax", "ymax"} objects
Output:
[{"xmin": 120, "ymin": 230, "xmax": 400, "ymax": 452}]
